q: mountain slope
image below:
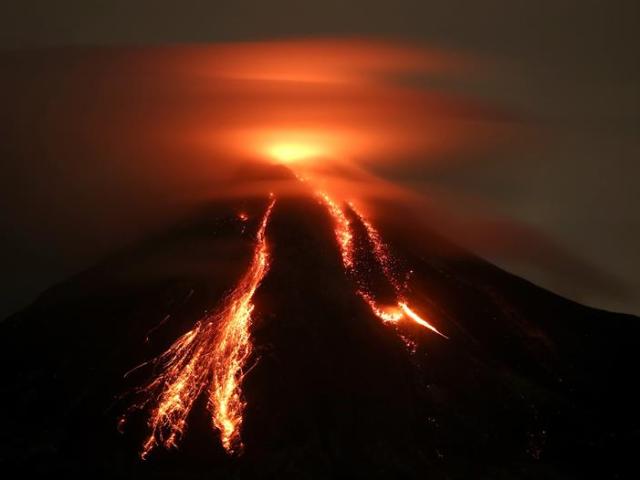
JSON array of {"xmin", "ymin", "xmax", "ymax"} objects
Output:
[{"xmin": 1, "ymin": 182, "xmax": 638, "ymax": 478}]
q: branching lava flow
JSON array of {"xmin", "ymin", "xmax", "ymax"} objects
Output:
[{"xmin": 122, "ymin": 196, "xmax": 275, "ymax": 458}]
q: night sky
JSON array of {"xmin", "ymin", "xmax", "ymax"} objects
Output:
[{"xmin": 1, "ymin": 1, "xmax": 638, "ymax": 318}]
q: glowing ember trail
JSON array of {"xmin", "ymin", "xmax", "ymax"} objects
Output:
[
  {"xmin": 348, "ymin": 202, "xmax": 402, "ymax": 293},
  {"xmin": 123, "ymin": 197, "xmax": 276, "ymax": 459},
  {"xmin": 318, "ymin": 192, "xmax": 354, "ymax": 269},
  {"xmin": 318, "ymin": 191, "xmax": 447, "ymax": 339}
]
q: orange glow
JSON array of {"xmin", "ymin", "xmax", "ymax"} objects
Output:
[
  {"xmin": 48, "ymin": 38, "xmax": 512, "ymax": 209},
  {"xmin": 124, "ymin": 197, "xmax": 276, "ymax": 458},
  {"xmin": 266, "ymin": 142, "xmax": 327, "ymax": 164},
  {"xmin": 174, "ymin": 38, "xmax": 507, "ymax": 172}
]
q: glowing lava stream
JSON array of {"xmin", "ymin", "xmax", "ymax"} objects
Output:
[
  {"xmin": 209, "ymin": 195, "xmax": 275, "ymax": 453},
  {"xmin": 317, "ymin": 191, "xmax": 447, "ymax": 339},
  {"xmin": 126, "ymin": 196, "xmax": 276, "ymax": 459}
]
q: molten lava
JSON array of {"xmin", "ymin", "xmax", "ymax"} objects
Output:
[
  {"xmin": 124, "ymin": 197, "xmax": 275, "ymax": 458},
  {"xmin": 318, "ymin": 190, "xmax": 447, "ymax": 340},
  {"xmin": 318, "ymin": 192, "xmax": 354, "ymax": 269},
  {"xmin": 209, "ymin": 195, "xmax": 275, "ymax": 453}
]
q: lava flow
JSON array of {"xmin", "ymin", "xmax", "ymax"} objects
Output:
[
  {"xmin": 209, "ymin": 195, "xmax": 275, "ymax": 453},
  {"xmin": 123, "ymin": 196, "xmax": 275, "ymax": 458},
  {"xmin": 318, "ymin": 191, "xmax": 447, "ymax": 339}
]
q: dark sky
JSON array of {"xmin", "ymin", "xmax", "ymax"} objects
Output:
[{"xmin": 0, "ymin": 1, "xmax": 638, "ymax": 317}]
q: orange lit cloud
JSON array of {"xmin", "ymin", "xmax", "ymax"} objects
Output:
[
  {"xmin": 185, "ymin": 39, "xmax": 504, "ymax": 169},
  {"xmin": 97, "ymin": 38, "xmax": 509, "ymax": 177}
]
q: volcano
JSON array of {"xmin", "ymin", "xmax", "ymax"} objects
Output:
[{"xmin": 1, "ymin": 164, "xmax": 638, "ymax": 479}]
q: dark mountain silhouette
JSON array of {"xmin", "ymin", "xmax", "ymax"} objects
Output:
[{"xmin": 1, "ymin": 165, "xmax": 638, "ymax": 479}]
